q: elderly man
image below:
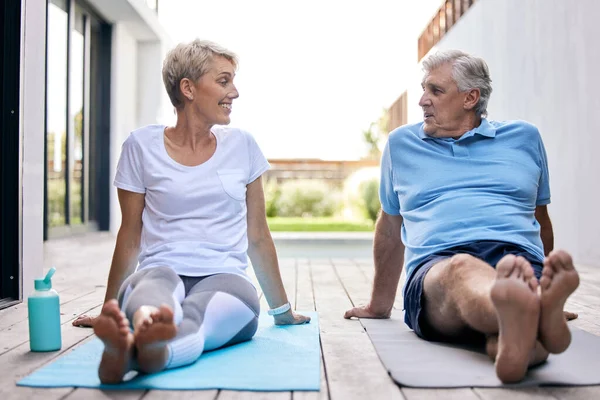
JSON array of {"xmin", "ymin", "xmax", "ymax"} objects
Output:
[{"xmin": 345, "ymin": 50, "xmax": 580, "ymax": 383}]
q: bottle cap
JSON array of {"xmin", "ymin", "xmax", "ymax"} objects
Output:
[{"xmin": 34, "ymin": 267, "xmax": 56, "ymax": 291}]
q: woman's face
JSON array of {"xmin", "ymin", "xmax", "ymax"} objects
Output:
[{"xmin": 189, "ymin": 56, "xmax": 239, "ymax": 126}]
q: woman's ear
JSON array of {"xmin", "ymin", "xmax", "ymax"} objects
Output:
[{"xmin": 180, "ymin": 78, "xmax": 194, "ymax": 101}]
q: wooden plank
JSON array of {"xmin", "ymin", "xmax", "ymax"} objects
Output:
[
  {"xmin": 402, "ymin": 388, "xmax": 480, "ymax": 400},
  {"xmin": 354, "ymin": 259, "xmax": 405, "ymax": 310},
  {"xmin": 215, "ymin": 259, "xmax": 296, "ymax": 400},
  {"xmin": 0, "ymin": 287, "xmax": 105, "ymax": 356},
  {"xmin": 0, "ymin": 388, "xmax": 75, "ymax": 400},
  {"xmin": 333, "ymin": 259, "xmax": 482, "ymax": 400},
  {"xmin": 474, "ymin": 387, "xmax": 560, "ymax": 400},
  {"xmin": 64, "ymin": 388, "xmax": 145, "ymax": 399},
  {"xmin": 546, "ymin": 386, "xmax": 600, "ymax": 400},
  {"xmin": 295, "ymin": 258, "xmax": 329, "ymax": 400},
  {"xmin": 0, "ymin": 286, "xmax": 97, "ymax": 331},
  {"xmin": 0, "ymin": 305, "xmax": 103, "ymax": 400},
  {"xmin": 310, "ymin": 259, "xmax": 404, "ymax": 400},
  {"xmin": 217, "ymin": 392, "xmax": 289, "ymax": 400},
  {"xmin": 144, "ymin": 390, "xmax": 217, "ymax": 400},
  {"xmin": 279, "ymin": 258, "xmax": 296, "ymax": 310}
]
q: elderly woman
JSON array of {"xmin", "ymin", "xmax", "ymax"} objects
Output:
[{"xmin": 91, "ymin": 39, "xmax": 309, "ymax": 384}]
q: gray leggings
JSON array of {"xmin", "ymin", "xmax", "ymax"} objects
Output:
[{"xmin": 117, "ymin": 266, "xmax": 260, "ymax": 369}]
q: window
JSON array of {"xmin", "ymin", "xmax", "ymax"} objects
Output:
[
  {"xmin": 1, "ymin": 0, "xmax": 22, "ymax": 307},
  {"xmin": 44, "ymin": 0, "xmax": 111, "ymax": 239}
]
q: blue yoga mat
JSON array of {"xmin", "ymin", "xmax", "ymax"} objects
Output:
[{"xmin": 18, "ymin": 312, "xmax": 319, "ymax": 391}]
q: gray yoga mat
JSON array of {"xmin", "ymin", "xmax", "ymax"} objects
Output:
[{"xmin": 362, "ymin": 311, "xmax": 600, "ymax": 388}]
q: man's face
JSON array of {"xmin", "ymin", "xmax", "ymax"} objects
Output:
[{"xmin": 419, "ymin": 62, "xmax": 471, "ymax": 137}]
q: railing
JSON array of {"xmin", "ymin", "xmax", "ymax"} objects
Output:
[
  {"xmin": 263, "ymin": 159, "xmax": 380, "ymax": 188},
  {"xmin": 387, "ymin": 91, "xmax": 408, "ymax": 133},
  {"xmin": 418, "ymin": 0, "xmax": 476, "ymax": 61}
]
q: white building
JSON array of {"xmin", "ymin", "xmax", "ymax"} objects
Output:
[
  {"xmin": 1, "ymin": 0, "xmax": 172, "ymax": 308},
  {"xmin": 399, "ymin": 0, "xmax": 600, "ymax": 267}
]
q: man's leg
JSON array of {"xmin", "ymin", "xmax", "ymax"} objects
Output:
[
  {"xmin": 422, "ymin": 253, "xmax": 542, "ymax": 383},
  {"xmin": 539, "ymin": 250, "xmax": 580, "ymax": 354}
]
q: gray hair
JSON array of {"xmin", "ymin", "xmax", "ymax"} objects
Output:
[
  {"xmin": 422, "ymin": 49, "xmax": 492, "ymax": 117},
  {"xmin": 162, "ymin": 39, "xmax": 239, "ymax": 108}
]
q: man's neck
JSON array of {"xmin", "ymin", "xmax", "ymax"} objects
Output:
[{"xmin": 435, "ymin": 115, "xmax": 482, "ymax": 139}]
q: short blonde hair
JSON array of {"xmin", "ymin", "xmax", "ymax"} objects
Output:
[{"xmin": 162, "ymin": 39, "xmax": 238, "ymax": 108}]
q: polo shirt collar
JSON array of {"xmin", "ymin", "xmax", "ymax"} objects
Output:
[{"xmin": 419, "ymin": 118, "xmax": 497, "ymax": 140}]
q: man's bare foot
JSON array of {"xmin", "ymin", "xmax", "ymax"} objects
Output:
[
  {"xmin": 93, "ymin": 300, "xmax": 134, "ymax": 384},
  {"xmin": 133, "ymin": 305, "xmax": 177, "ymax": 373},
  {"xmin": 539, "ymin": 250, "xmax": 580, "ymax": 354},
  {"xmin": 486, "ymin": 336, "xmax": 548, "ymax": 368},
  {"xmin": 490, "ymin": 255, "xmax": 540, "ymax": 383}
]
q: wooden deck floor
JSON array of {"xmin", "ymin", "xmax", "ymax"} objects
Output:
[{"xmin": 1, "ymin": 232, "xmax": 599, "ymax": 399}]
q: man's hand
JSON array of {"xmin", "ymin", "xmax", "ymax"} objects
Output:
[
  {"xmin": 72, "ymin": 314, "xmax": 98, "ymax": 328},
  {"xmin": 273, "ymin": 310, "xmax": 311, "ymax": 325},
  {"xmin": 564, "ymin": 310, "xmax": 578, "ymax": 321},
  {"xmin": 344, "ymin": 304, "xmax": 391, "ymax": 320}
]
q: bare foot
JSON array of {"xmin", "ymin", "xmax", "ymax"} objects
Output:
[
  {"xmin": 490, "ymin": 255, "xmax": 540, "ymax": 383},
  {"xmin": 539, "ymin": 250, "xmax": 580, "ymax": 354},
  {"xmin": 486, "ymin": 336, "xmax": 548, "ymax": 368},
  {"xmin": 133, "ymin": 305, "xmax": 177, "ymax": 373},
  {"xmin": 93, "ymin": 300, "xmax": 134, "ymax": 384}
]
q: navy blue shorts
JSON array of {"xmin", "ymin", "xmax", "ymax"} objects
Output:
[{"xmin": 403, "ymin": 240, "xmax": 544, "ymax": 341}]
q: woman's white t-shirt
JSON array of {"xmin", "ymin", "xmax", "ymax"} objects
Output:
[{"xmin": 113, "ymin": 124, "xmax": 270, "ymax": 280}]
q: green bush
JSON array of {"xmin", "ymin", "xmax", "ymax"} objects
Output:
[
  {"xmin": 359, "ymin": 179, "xmax": 381, "ymax": 223},
  {"xmin": 267, "ymin": 217, "xmax": 373, "ymax": 232},
  {"xmin": 264, "ymin": 179, "xmax": 281, "ymax": 217},
  {"xmin": 275, "ymin": 180, "xmax": 341, "ymax": 217}
]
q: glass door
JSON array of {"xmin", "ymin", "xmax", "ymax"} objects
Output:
[
  {"xmin": 1, "ymin": 0, "xmax": 22, "ymax": 308},
  {"xmin": 45, "ymin": 0, "xmax": 107, "ymax": 239}
]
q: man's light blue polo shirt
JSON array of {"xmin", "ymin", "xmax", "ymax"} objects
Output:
[{"xmin": 380, "ymin": 118, "xmax": 551, "ymax": 287}]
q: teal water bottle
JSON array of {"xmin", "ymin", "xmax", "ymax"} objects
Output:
[{"xmin": 28, "ymin": 267, "xmax": 62, "ymax": 352}]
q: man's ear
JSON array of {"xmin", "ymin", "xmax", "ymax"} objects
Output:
[{"xmin": 464, "ymin": 88, "xmax": 480, "ymax": 112}]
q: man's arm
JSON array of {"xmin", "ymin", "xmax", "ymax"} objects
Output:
[
  {"xmin": 344, "ymin": 211, "xmax": 405, "ymax": 319},
  {"xmin": 535, "ymin": 205, "xmax": 578, "ymax": 320},
  {"xmin": 535, "ymin": 205, "xmax": 554, "ymax": 256}
]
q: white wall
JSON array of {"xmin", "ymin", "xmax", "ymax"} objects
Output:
[
  {"xmin": 20, "ymin": 0, "xmax": 47, "ymax": 297},
  {"xmin": 408, "ymin": 0, "xmax": 600, "ymax": 266},
  {"xmin": 109, "ymin": 24, "xmax": 139, "ymax": 234},
  {"xmin": 137, "ymin": 41, "xmax": 175, "ymax": 127}
]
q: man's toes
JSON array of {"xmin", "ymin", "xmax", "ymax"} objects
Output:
[
  {"xmin": 554, "ymin": 250, "xmax": 574, "ymax": 269},
  {"xmin": 497, "ymin": 255, "xmax": 517, "ymax": 277},
  {"xmin": 539, "ymin": 275, "xmax": 551, "ymax": 290},
  {"xmin": 529, "ymin": 276, "xmax": 539, "ymax": 291},
  {"xmin": 517, "ymin": 257, "xmax": 534, "ymax": 279}
]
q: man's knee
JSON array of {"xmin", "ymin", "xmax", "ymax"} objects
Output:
[{"xmin": 427, "ymin": 253, "xmax": 479, "ymax": 290}]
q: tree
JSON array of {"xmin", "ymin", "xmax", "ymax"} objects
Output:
[{"xmin": 362, "ymin": 108, "xmax": 390, "ymax": 160}]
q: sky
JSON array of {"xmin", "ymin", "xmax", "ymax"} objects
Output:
[{"xmin": 157, "ymin": 0, "xmax": 443, "ymax": 160}]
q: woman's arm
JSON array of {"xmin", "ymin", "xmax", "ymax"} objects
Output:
[
  {"xmin": 72, "ymin": 189, "xmax": 144, "ymax": 327},
  {"xmin": 103, "ymin": 189, "xmax": 145, "ymax": 301},
  {"xmin": 246, "ymin": 177, "xmax": 309, "ymax": 325}
]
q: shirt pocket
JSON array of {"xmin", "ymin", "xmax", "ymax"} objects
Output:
[{"xmin": 217, "ymin": 169, "xmax": 247, "ymax": 201}]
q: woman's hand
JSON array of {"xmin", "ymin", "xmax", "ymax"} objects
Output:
[
  {"xmin": 72, "ymin": 314, "xmax": 98, "ymax": 328},
  {"xmin": 273, "ymin": 310, "xmax": 311, "ymax": 326}
]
